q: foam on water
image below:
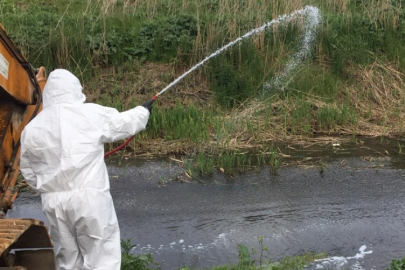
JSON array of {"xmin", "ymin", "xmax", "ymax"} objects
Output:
[
  {"xmin": 157, "ymin": 6, "xmax": 321, "ymax": 97},
  {"xmin": 311, "ymin": 245, "xmax": 373, "ymax": 270},
  {"xmin": 135, "ymin": 231, "xmax": 238, "ymax": 256},
  {"xmin": 134, "ymin": 233, "xmax": 373, "ymax": 270}
]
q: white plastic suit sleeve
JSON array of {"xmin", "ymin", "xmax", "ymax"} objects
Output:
[{"xmin": 96, "ymin": 104, "xmax": 150, "ymax": 143}]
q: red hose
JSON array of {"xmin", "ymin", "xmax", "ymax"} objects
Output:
[{"xmin": 104, "ymin": 135, "xmax": 135, "ymax": 158}]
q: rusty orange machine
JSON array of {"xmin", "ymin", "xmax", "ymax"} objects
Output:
[{"xmin": 0, "ymin": 24, "xmax": 56, "ymax": 269}]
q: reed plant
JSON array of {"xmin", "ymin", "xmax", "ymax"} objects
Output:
[
  {"xmin": 182, "ymin": 145, "xmax": 282, "ymax": 177},
  {"xmin": 183, "ymin": 151, "xmax": 250, "ymax": 177},
  {"xmin": 144, "ymin": 104, "xmax": 212, "ymax": 143}
]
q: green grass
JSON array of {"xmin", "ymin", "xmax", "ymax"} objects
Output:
[
  {"xmin": 144, "ymin": 104, "xmax": 212, "ymax": 143},
  {"xmin": 182, "ymin": 145, "xmax": 281, "ymax": 178},
  {"xmin": 121, "ymin": 239, "xmax": 160, "ymax": 270}
]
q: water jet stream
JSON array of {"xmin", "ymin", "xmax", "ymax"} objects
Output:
[{"xmin": 153, "ymin": 5, "xmax": 321, "ymax": 99}]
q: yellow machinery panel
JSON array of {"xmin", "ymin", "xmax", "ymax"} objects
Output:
[{"xmin": 0, "ymin": 23, "xmax": 55, "ymax": 269}]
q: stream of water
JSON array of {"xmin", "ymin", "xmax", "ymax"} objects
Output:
[
  {"xmin": 156, "ymin": 5, "xmax": 320, "ymax": 98},
  {"xmin": 9, "ymin": 137, "xmax": 405, "ymax": 270}
]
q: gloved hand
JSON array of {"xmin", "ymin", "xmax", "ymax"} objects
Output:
[{"xmin": 141, "ymin": 99, "xmax": 155, "ymax": 114}]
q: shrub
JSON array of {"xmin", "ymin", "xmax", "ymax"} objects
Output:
[
  {"xmin": 121, "ymin": 239, "xmax": 160, "ymax": 270},
  {"xmin": 134, "ymin": 14, "xmax": 198, "ymax": 62},
  {"xmin": 386, "ymin": 255, "xmax": 405, "ymax": 270},
  {"xmin": 208, "ymin": 42, "xmax": 264, "ymax": 108}
]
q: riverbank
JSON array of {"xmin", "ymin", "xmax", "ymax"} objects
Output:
[
  {"xmin": 87, "ymin": 59, "xmax": 405, "ymax": 175},
  {"xmin": 87, "ymin": 59, "xmax": 405, "ymax": 178}
]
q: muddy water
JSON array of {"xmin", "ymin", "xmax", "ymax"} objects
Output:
[{"xmin": 8, "ymin": 137, "xmax": 405, "ymax": 270}]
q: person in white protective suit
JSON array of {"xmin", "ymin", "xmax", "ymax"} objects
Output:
[{"xmin": 20, "ymin": 69, "xmax": 154, "ymax": 270}]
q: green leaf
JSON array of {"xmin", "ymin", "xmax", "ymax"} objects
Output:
[{"xmin": 237, "ymin": 243, "xmax": 253, "ymax": 268}]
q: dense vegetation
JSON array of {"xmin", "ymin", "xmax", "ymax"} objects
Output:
[{"xmin": 2, "ymin": 0, "xmax": 405, "ymax": 166}]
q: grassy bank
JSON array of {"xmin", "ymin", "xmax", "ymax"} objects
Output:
[{"xmin": 2, "ymin": 0, "xmax": 405, "ymax": 174}]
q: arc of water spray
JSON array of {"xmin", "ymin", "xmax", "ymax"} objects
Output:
[{"xmin": 153, "ymin": 5, "xmax": 321, "ymax": 100}]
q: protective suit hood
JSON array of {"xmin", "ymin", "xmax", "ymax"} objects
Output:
[{"xmin": 43, "ymin": 69, "xmax": 86, "ymax": 108}]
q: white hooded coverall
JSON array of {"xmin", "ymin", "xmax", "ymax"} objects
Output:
[{"xmin": 20, "ymin": 69, "xmax": 150, "ymax": 270}]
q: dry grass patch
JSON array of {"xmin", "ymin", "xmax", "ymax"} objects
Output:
[{"xmin": 347, "ymin": 61, "xmax": 405, "ymax": 136}]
